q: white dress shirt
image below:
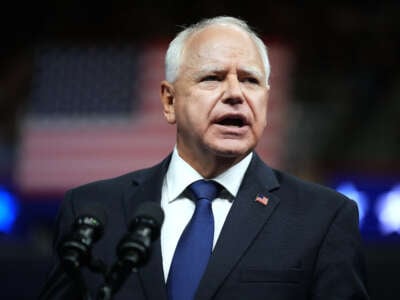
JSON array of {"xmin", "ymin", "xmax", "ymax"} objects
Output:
[{"xmin": 160, "ymin": 148, "xmax": 253, "ymax": 281}]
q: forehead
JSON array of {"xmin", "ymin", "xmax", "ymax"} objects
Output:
[{"xmin": 181, "ymin": 25, "xmax": 264, "ymax": 73}]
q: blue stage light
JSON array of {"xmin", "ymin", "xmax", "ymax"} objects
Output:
[
  {"xmin": 0, "ymin": 186, "xmax": 19, "ymax": 233},
  {"xmin": 336, "ymin": 182, "xmax": 368, "ymax": 226},
  {"xmin": 376, "ymin": 185, "xmax": 400, "ymax": 235}
]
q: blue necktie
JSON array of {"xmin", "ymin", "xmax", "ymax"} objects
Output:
[{"xmin": 167, "ymin": 180, "xmax": 221, "ymax": 300}]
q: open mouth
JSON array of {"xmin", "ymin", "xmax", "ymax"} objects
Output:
[{"xmin": 216, "ymin": 115, "xmax": 247, "ymax": 128}]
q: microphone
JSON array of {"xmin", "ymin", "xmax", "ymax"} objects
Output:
[
  {"xmin": 59, "ymin": 202, "xmax": 108, "ymax": 277},
  {"xmin": 39, "ymin": 203, "xmax": 107, "ymax": 300},
  {"xmin": 97, "ymin": 202, "xmax": 164, "ymax": 300}
]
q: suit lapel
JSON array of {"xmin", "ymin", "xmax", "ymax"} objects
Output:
[
  {"xmin": 122, "ymin": 156, "xmax": 171, "ymax": 300},
  {"xmin": 195, "ymin": 154, "xmax": 281, "ymax": 300},
  {"xmin": 120, "ymin": 153, "xmax": 280, "ymax": 300}
]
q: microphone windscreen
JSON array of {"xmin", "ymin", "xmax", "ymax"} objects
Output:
[
  {"xmin": 78, "ymin": 202, "xmax": 108, "ymax": 227},
  {"xmin": 133, "ymin": 202, "xmax": 164, "ymax": 227}
]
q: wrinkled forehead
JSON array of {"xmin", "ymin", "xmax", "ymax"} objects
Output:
[{"xmin": 180, "ymin": 25, "xmax": 264, "ymax": 73}]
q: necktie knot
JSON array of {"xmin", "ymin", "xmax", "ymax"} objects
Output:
[{"xmin": 189, "ymin": 180, "xmax": 221, "ymax": 202}]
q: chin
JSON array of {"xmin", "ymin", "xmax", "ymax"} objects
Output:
[{"xmin": 208, "ymin": 142, "xmax": 253, "ymax": 159}]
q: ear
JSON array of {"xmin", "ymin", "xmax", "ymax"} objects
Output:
[{"xmin": 160, "ymin": 80, "xmax": 176, "ymax": 124}]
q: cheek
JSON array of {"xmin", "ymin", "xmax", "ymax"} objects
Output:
[
  {"xmin": 260, "ymin": 104, "xmax": 268, "ymax": 125},
  {"xmin": 248, "ymin": 98, "xmax": 268, "ymax": 137},
  {"xmin": 176, "ymin": 100, "xmax": 207, "ymax": 131},
  {"xmin": 186, "ymin": 91, "xmax": 218, "ymax": 116},
  {"xmin": 248, "ymin": 93, "xmax": 268, "ymax": 121}
]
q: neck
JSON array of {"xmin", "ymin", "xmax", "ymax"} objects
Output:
[{"xmin": 176, "ymin": 145, "xmax": 249, "ymax": 179}]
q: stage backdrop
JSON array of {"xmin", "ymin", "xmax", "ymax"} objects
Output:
[{"xmin": 14, "ymin": 40, "xmax": 292, "ymax": 196}]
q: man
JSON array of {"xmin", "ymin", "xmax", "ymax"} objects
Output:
[{"xmin": 41, "ymin": 16, "xmax": 369, "ymax": 299}]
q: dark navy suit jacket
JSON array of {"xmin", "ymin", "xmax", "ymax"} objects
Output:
[{"xmin": 41, "ymin": 153, "xmax": 369, "ymax": 299}]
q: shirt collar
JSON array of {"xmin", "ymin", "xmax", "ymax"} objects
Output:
[{"xmin": 165, "ymin": 147, "xmax": 253, "ymax": 202}]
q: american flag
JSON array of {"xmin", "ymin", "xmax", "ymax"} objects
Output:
[{"xmin": 255, "ymin": 195, "xmax": 269, "ymax": 206}]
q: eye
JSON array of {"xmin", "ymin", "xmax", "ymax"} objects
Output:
[
  {"xmin": 242, "ymin": 77, "xmax": 260, "ymax": 84},
  {"xmin": 201, "ymin": 75, "xmax": 221, "ymax": 82}
]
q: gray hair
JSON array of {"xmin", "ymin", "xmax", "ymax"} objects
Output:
[{"xmin": 165, "ymin": 16, "xmax": 271, "ymax": 85}]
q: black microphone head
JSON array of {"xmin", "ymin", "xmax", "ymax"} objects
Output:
[
  {"xmin": 74, "ymin": 202, "xmax": 108, "ymax": 243},
  {"xmin": 77, "ymin": 202, "xmax": 108, "ymax": 229},
  {"xmin": 132, "ymin": 202, "xmax": 164, "ymax": 227},
  {"xmin": 129, "ymin": 202, "xmax": 164, "ymax": 240},
  {"xmin": 60, "ymin": 202, "xmax": 108, "ymax": 273}
]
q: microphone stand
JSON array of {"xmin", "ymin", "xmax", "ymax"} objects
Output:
[
  {"xmin": 96, "ymin": 202, "xmax": 164, "ymax": 300},
  {"xmin": 69, "ymin": 268, "xmax": 92, "ymax": 300},
  {"xmin": 96, "ymin": 251, "xmax": 141, "ymax": 300},
  {"xmin": 38, "ymin": 264, "xmax": 92, "ymax": 300}
]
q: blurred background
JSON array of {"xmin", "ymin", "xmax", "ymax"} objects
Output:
[{"xmin": 0, "ymin": 1, "xmax": 399, "ymax": 299}]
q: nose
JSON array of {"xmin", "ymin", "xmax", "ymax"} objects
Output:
[{"xmin": 222, "ymin": 76, "xmax": 244, "ymax": 105}]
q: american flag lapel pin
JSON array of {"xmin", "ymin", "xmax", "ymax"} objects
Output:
[{"xmin": 255, "ymin": 194, "xmax": 269, "ymax": 206}]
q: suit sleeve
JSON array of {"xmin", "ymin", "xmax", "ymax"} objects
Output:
[
  {"xmin": 311, "ymin": 199, "xmax": 369, "ymax": 300},
  {"xmin": 38, "ymin": 190, "xmax": 82, "ymax": 300}
]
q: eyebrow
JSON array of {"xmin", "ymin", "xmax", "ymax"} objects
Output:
[
  {"xmin": 239, "ymin": 66, "xmax": 264, "ymax": 79},
  {"xmin": 196, "ymin": 65, "xmax": 224, "ymax": 75},
  {"xmin": 196, "ymin": 65, "xmax": 264, "ymax": 79}
]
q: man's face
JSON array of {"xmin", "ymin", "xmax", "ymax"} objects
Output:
[{"xmin": 161, "ymin": 25, "xmax": 269, "ymax": 169}]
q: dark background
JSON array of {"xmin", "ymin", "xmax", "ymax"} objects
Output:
[{"xmin": 0, "ymin": 1, "xmax": 399, "ymax": 299}]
